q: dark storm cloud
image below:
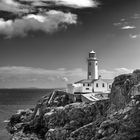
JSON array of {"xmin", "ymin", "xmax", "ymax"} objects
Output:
[{"xmin": 0, "ymin": 0, "xmax": 98, "ymax": 38}]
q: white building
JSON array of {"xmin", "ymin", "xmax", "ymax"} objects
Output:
[{"xmin": 67, "ymin": 50, "xmax": 113, "ymax": 95}]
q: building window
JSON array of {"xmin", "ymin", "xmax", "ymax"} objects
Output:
[
  {"xmin": 96, "ymin": 83, "xmax": 98, "ymax": 87},
  {"xmin": 102, "ymin": 83, "xmax": 105, "ymax": 87},
  {"xmin": 86, "ymin": 88, "xmax": 89, "ymax": 90},
  {"xmin": 88, "ymin": 83, "xmax": 90, "ymax": 86},
  {"xmin": 109, "ymin": 85, "xmax": 111, "ymax": 89},
  {"xmin": 83, "ymin": 83, "xmax": 85, "ymax": 86}
]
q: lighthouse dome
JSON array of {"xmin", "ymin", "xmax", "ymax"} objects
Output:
[
  {"xmin": 90, "ymin": 50, "xmax": 95, "ymax": 53},
  {"xmin": 89, "ymin": 50, "xmax": 96, "ymax": 58}
]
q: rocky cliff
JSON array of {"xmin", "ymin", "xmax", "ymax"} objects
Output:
[
  {"xmin": 6, "ymin": 70, "xmax": 140, "ymax": 140},
  {"xmin": 110, "ymin": 69, "xmax": 140, "ymax": 109}
]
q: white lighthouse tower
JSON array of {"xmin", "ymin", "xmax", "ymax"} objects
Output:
[{"xmin": 87, "ymin": 50, "xmax": 98, "ymax": 80}]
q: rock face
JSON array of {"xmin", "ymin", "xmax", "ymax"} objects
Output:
[
  {"xmin": 110, "ymin": 69, "xmax": 140, "ymax": 109},
  {"xmin": 6, "ymin": 70, "xmax": 140, "ymax": 140}
]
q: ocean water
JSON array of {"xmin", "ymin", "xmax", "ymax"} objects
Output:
[{"xmin": 0, "ymin": 88, "xmax": 53, "ymax": 140}]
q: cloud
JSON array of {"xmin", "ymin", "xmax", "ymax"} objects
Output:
[
  {"xmin": 0, "ymin": 66, "xmax": 84, "ymax": 77},
  {"xmin": 0, "ymin": 66, "xmax": 133, "ymax": 88},
  {"xmin": 99, "ymin": 68, "xmax": 133, "ymax": 79},
  {"xmin": 49, "ymin": 0, "xmax": 98, "ymax": 8},
  {"xmin": 132, "ymin": 13, "xmax": 140, "ymax": 19},
  {"xmin": 113, "ymin": 22, "xmax": 121, "ymax": 26},
  {"xmin": 0, "ymin": 0, "xmax": 29, "ymax": 13},
  {"xmin": 114, "ymin": 68, "xmax": 132, "ymax": 74},
  {"xmin": 121, "ymin": 25, "xmax": 136, "ymax": 30},
  {"xmin": 19, "ymin": 0, "xmax": 98, "ymax": 8},
  {"xmin": 99, "ymin": 69, "xmax": 114, "ymax": 79},
  {"xmin": 113, "ymin": 13, "xmax": 139, "ymax": 30},
  {"xmin": 31, "ymin": 1, "xmax": 48, "ymax": 7},
  {"xmin": 25, "ymin": 14, "xmax": 46, "ymax": 22},
  {"xmin": 62, "ymin": 77, "xmax": 69, "ymax": 82},
  {"xmin": 129, "ymin": 34, "xmax": 140, "ymax": 39},
  {"xmin": 0, "ymin": 10, "xmax": 77, "ymax": 38},
  {"xmin": 0, "ymin": 0, "xmax": 99, "ymax": 38},
  {"xmin": 0, "ymin": 66, "xmax": 86, "ymax": 77},
  {"xmin": 0, "ymin": 66, "xmax": 132, "ymax": 79},
  {"xmin": 0, "ymin": 66, "xmax": 87, "ymax": 88},
  {"xmin": 114, "ymin": 22, "xmax": 136, "ymax": 30},
  {"xmin": 3, "ymin": 0, "xmax": 19, "ymax": 6},
  {"xmin": 113, "ymin": 13, "xmax": 140, "ymax": 39}
]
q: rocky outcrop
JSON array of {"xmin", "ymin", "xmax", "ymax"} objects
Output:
[
  {"xmin": 6, "ymin": 70, "xmax": 140, "ymax": 140},
  {"xmin": 110, "ymin": 70, "xmax": 140, "ymax": 109},
  {"xmin": 44, "ymin": 101, "xmax": 109, "ymax": 139},
  {"xmin": 7, "ymin": 97, "xmax": 109, "ymax": 140},
  {"xmin": 94, "ymin": 100, "xmax": 140, "ymax": 140}
]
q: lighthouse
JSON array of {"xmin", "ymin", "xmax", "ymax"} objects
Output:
[
  {"xmin": 87, "ymin": 50, "xmax": 98, "ymax": 80},
  {"xmin": 67, "ymin": 50, "xmax": 113, "ymax": 96}
]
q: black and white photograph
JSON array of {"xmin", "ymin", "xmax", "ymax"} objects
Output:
[{"xmin": 0, "ymin": 0, "xmax": 140, "ymax": 139}]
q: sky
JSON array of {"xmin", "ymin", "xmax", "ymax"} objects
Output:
[{"xmin": 0, "ymin": 0, "xmax": 140, "ymax": 88}]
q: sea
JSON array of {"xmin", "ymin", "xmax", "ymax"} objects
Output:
[{"xmin": 0, "ymin": 88, "xmax": 54, "ymax": 140}]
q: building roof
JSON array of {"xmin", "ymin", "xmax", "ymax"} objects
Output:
[
  {"xmin": 74, "ymin": 79, "xmax": 97, "ymax": 84},
  {"xmin": 75, "ymin": 78, "xmax": 113, "ymax": 84},
  {"xmin": 101, "ymin": 79, "xmax": 114, "ymax": 83}
]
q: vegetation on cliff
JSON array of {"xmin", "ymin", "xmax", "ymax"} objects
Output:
[{"xmin": 6, "ymin": 70, "xmax": 140, "ymax": 140}]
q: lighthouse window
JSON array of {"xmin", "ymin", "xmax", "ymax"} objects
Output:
[
  {"xmin": 88, "ymin": 72, "xmax": 91, "ymax": 76},
  {"xmin": 102, "ymin": 83, "xmax": 105, "ymax": 87},
  {"xmin": 96, "ymin": 83, "xmax": 98, "ymax": 87}
]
